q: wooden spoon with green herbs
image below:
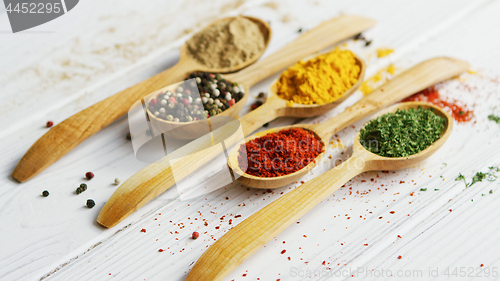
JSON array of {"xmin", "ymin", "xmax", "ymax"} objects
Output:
[
  {"xmin": 227, "ymin": 57, "xmax": 468, "ymax": 189},
  {"xmin": 188, "ymin": 101, "xmax": 452, "ymax": 281}
]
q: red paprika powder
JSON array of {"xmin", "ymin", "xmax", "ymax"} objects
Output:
[
  {"xmin": 402, "ymin": 86, "xmax": 473, "ymax": 123},
  {"xmin": 237, "ymin": 128, "xmax": 324, "ymax": 178}
]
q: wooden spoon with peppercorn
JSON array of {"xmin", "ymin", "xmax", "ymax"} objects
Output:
[
  {"xmin": 227, "ymin": 57, "xmax": 469, "ymax": 189},
  {"xmin": 187, "ymin": 101, "xmax": 453, "ymax": 281},
  {"xmin": 96, "ymin": 15, "xmax": 378, "ymax": 228},
  {"xmin": 12, "ymin": 16, "xmax": 272, "ymax": 183}
]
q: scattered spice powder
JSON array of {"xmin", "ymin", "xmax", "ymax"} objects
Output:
[
  {"xmin": 376, "ymin": 48, "xmax": 394, "ymax": 58},
  {"xmin": 360, "ymin": 64, "xmax": 396, "ymax": 95},
  {"xmin": 276, "ymin": 49, "xmax": 360, "ymax": 105},
  {"xmin": 402, "ymin": 86, "xmax": 473, "ymax": 122},
  {"xmin": 238, "ymin": 128, "xmax": 324, "ymax": 177}
]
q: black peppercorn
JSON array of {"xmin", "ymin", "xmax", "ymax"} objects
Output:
[
  {"xmin": 365, "ymin": 40, "xmax": 372, "ymax": 46},
  {"xmin": 42, "ymin": 190, "xmax": 49, "ymax": 197},
  {"xmin": 76, "ymin": 183, "xmax": 87, "ymax": 194},
  {"xmin": 86, "ymin": 199, "xmax": 95, "ymax": 208}
]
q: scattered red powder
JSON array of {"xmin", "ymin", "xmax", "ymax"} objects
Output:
[
  {"xmin": 402, "ymin": 86, "xmax": 473, "ymax": 122},
  {"xmin": 281, "ymin": 250, "xmax": 286, "ymax": 254},
  {"xmin": 398, "ymin": 255, "xmax": 402, "ymax": 259},
  {"xmin": 158, "ymin": 249, "xmax": 164, "ymax": 252},
  {"xmin": 140, "ymin": 229, "xmax": 146, "ymax": 233}
]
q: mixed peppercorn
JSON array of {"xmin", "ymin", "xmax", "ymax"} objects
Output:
[{"xmin": 147, "ymin": 72, "xmax": 245, "ymax": 122}]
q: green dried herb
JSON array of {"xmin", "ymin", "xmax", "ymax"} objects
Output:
[
  {"xmin": 455, "ymin": 166, "xmax": 499, "ymax": 188},
  {"xmin": 420, "ymin": 188, "xmax": 427, "ymax": 191},
  {"xmin": 488, "ymin": 114, "xmax": 500, "ymax": 124},
  {"xmin": 360, "ymin": 107, "xmax": 446, "ymax": 158}
]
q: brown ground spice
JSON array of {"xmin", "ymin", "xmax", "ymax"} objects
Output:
[{"xmin": 186, "ymin": 16, "xmax": 265, "ymax": 68}]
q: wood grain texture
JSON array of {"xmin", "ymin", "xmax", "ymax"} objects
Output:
[{"xmin": 96, "ymin": 15, "xmax": 376, "ymax": 228}]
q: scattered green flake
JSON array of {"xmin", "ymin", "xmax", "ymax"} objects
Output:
[
  {"xmin": 490, "ymin": 189, "xmax": 493, "ymax": 194},
  {"xmin": 440, "ymin": 175, "xmax": 443, "ymax": 178},
  {"xmin": 488, "ymin": 114, "xmax": 500, "ymax": 124},
  {"xmin": 360, "ymin": 107, "xmax": 446, "ymax": 158},
  {"xmin": 420, "ymin": 188, "xmax": 427, "ymax": 191},
  {"xmin": 434, "ymin": 189, "xmax": 439, "ymax": 191},
  {"xmin": 482, "ymin": 194, "xmax": 485, "ymax": 196}
]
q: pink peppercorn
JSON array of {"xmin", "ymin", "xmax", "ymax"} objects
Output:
[
  {"xmin": 192, "ymin": 231, "xmax": 199, "ymax": 239},
  {"xmin": 168, "ymin": 97, "xmax": 176, "ymax": 104},
  {"xmin": 182, "ymin": 98, "xmax": 190, "ymax": 106},
  {"xmin": 228, "ymin": 99, "xmax": 235, "ymax": 106},
  {"xmin": 46, "ymin": 121, "xmax": 54, "ymax": 127},
  {"xmin": 149, "ymin": 98, "xmax": 157, "ymax": 106},
  {"xmin": 85, "ymin": 172, "xmax": 94, "ymax": 180}
]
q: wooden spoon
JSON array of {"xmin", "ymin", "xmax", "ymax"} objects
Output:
[
  {"xmin": 12, "ymin": 16, "xmax": 271, "ymax": 183},
  {"xmin": 227, "ymin": 57, "xmax": 469, "ymax": 188},
  {"xmin": 186, "ymin": 101, "xmax": 453, "ymax": 281},
  {"xmin": 96, "ymin": 15, "xmax": 378, "ymax": 228},
  {"xmin": 145, "ymin": 54, "xmax": 365, "ymax": 140}
]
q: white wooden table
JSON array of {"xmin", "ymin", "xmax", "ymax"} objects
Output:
[{"xmin": 2, "ymin": 0, "xmax": 500, "ymax": 280}]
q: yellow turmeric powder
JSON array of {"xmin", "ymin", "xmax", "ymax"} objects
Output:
[{"xmin": 276, "ymin": 49, "xmax": 360, "ymax": 105}]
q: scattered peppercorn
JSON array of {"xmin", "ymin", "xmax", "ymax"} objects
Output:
[
  {"xmin": 354, "ymin": 33, "xmax": 363, "ymax": 40},
  {"xmin": 114, "ymin": 178, "xmax": 121, "ymax": 185},
  {"xmin": 147, "ymin": 72, "xmax": 244, "ymax": 122},
  {"xmin": 126, "ymin": 132, "xmax": 132, "ymax": 140},
  {"xmin": 86, "ymin": 199, "xmax": 95, "ymax": 208},
  {"xmin": 46, "ymin": 121, "xmax": 53, "ymax": 128},
  {"xmin": 192, "ymin": 231, "xmax": 199, "ymax": 239},
  {"xmin": 76, "ymin": 183, "xmax": 87, "ymax": 194},
  {"xmin": 365, "ymin": 40, "xmax": 372, "ymax": 46},
  {"xmin": 85, "ymin": 172, "xmax": 94, "ymax": 180},
  {"xmin": 42, "ymin": 190, "xmax": 49, "ymax": 197}
]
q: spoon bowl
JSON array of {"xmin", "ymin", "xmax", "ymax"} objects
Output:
[
  {"xmin": 147, "ymin": 54, "xmax": 365, "ymax": 140},
  {"xmin": 229, "ymin": 101, "xmax": 452, "ymax": 188}
]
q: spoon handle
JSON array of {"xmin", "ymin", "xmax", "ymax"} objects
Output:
[
  {"xmin": 314, "ymin": 57, "xmax": 469, "ymax": 138},
  {"xmin": 227, "ymin": 15, "xmax": 376, "ymax": 86},
  {"xmin": 186, "ymin": 155, "xmax": 367, "ymax": 281},
  {"xmin": 12, "ymin": 59, "xmax": 196, "ymax": 182}
]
